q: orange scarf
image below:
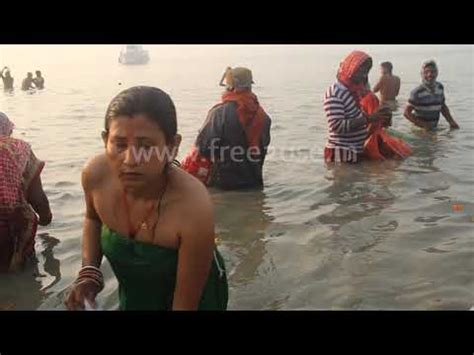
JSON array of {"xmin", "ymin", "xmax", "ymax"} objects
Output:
[
  {"xmin": 181, "ymin": 91, "xmax": 267, "ymax": 185},
  {"xmin": 337, "ymin": 50, "xmax": 371, "ymax": 103},
  {"xmin": 221, "ymin": 91, "xmax": 266, "ymax": 149},
  {"xmin": 360, "ymin": 92, "xmax": 412, "ymax": 160}
]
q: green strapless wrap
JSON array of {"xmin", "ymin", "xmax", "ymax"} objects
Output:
[{"xmin": 101, "ymin": 225, "xmax": 228, "ymax": 310}]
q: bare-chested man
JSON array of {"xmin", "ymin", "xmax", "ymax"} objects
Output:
[{"xmin": 373, "ymin": 62, "xmax": 401, "ymax": 105}]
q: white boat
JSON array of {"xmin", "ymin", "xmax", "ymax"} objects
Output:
[{"xmin": 118, "ymin": 45, "xmax": 150, "ymax": 65}]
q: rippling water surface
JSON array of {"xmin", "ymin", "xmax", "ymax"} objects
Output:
[{"xmin": 0, "ymin": 45, "xmax": 472, "ymax": 310}]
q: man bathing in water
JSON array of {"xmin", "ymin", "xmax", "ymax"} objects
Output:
[
  {"xmin": 33, "ymin": 71, "xmax": 45, "ymax": 90},
  {"xmin": 373, "ymin": 62, "xmax": 400, "ymax": 105},
  {"xmin": 21, "ymin": 72, "xmax": 35, "ymax": 91},
  {"xmin": 404, "ymin": 60, "xmax": 459, "ymax": 130},
  {"xmin": 1, "ymin": 67, "xmax": 14, "ymax": 91}
]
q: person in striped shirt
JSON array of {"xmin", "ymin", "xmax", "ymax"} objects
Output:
[
  {"xmin": 324, "ymin": 51, "xmax": 392, "ymax": 163},
  {"xmin": 404, "ymin": 60, "xmax": 459, "ymax": 130}
]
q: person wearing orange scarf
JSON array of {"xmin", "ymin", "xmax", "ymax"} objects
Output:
[
  {"xmin": 324, "ymin": 51, "xmax": 391, "ymax": 163},
  {"xmin": 182, "ymin": 67, "xmax": 271, "ymax": 189}
]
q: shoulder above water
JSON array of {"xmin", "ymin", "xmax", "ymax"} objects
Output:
[
  {"xmin": 170, "ymin": 166, "xmax": 213, "ymax": 212},
  {"xmin": 170, "ymin": 166, "xmax": 211, "ymax": 203},
  {"xmin": 411, "ymin": 84, "xmax": 426, "ymax": 95},
  {"xmin": 81, "ymin": 153, "xmax": 109, "ymax": 190},
  {"xmin": 209, "ymin": 101, "xmax": 237, "ymax": 116},
  {"xmin": 326, "ymin": 81, "xmax": 350, "ymax": 99}
]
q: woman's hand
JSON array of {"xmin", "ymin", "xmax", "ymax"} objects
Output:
[
  {"xmin": 38, "ymin": 210, "xmax": 52, "ymax": 226},
  {"xmin": 65, "ymin": 280, "xmax": 101, "ymax": 310},
  {"xmin": 381, "ymin": 114, "xmax": 392, "ymax": 127},
  {"xmin": 369, "ymin": 106, "xmax": 392, "ymax": 125}
]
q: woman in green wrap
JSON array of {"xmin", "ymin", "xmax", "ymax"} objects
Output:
[{"xmin": 65, "ymin": 86, "xmax": 228, "ymax": 311}]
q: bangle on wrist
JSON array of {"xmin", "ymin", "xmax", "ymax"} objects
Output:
[{"xmin": 74, "ymin": 265, "xmax": 104, "ymax": 292}]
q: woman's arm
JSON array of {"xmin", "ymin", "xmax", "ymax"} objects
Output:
[
  {"xmin": 65, "ymin": 163, "xmax": 104, "ymax": 310},
  {"xmin": 172, "ymin": 188, "xmax": 215, "ymax": 310},
  {"xmin": 81, "ymin": 188, "xmax": 103, "ymax": 268},
  {"xmin": 26, "ymin": 175, "xmax": 52, "ymax": 226},
  {"xmin": 79, "ymin": 161, "xmax": 104, "ymax": 268}
]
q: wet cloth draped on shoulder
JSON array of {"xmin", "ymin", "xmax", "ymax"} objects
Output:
[{"xmin": 181, "ymin": 91, "xmax": 268, "ymax": 185}]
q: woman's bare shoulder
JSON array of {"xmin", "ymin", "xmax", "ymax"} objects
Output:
[
  {"xmin": 81, "ymin": 154, "xmax": 110, "ymax": 191},
  {"xmin": 169, "ymin": 166, "xmax": 213, "ymax": 214}
]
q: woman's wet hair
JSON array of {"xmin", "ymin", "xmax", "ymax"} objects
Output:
[{"xmin": 104, "ymin": 86, "xmax": 177, "ymax": 144}]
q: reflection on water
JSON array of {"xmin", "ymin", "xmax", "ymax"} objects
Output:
[
  {"xmin": 38, "ymin": 234, "xmax": 62, "ymax": 292},
  {"xmin": 0, "ymin": 233, "xmax": 61, "ymax": 310},
  {"xmin": 315, "ymin": 163, "xmax": 397, "ymax": 231},
  {"xmin": 211, "ymin": 190, "xmax": 273, "ymax": 286}
]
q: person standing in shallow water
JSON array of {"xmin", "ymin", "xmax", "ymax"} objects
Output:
[
  {"xmin": 33, "ymin": 71, "xmax": 45, "ymax": 90},
  {"xmin": 184, "ymin": 67, "xmax": 271, "ymax": 190},
  {"xmin": 21, "ymin": 72, "xmax": 35, "ymax": 91},
  {"xmin": 404, "ymin": 60, "xmax": 460, "ymax": 130},
  {"xmin": 0, "ymin": 112, "xmax": 52, "ymax": 272},
  {"xmin": 323, "ymin": 50, "xmax": 392, "ymax": 163},
  {"xmin": 1, "ymin": 67, "xmax": 14, "ymax": 91},
  {"xmin": 65, "ymin": 86, "xmax": 228, "ymax": 311},
  {"xmin": 373, "ymin": 61, "xmax": 400, "ymax": 105}
]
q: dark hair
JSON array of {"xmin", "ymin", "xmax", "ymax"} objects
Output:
[
  {"xmin": 104, "ymin": 86, "xmax": 177, "ymax": 144},
  {"xmin": 36, "ymin": 70, "xmax": 41, "ymax": 75},
  {"xmin": 381, "ymin": 61, "xmax": 393, "ymax": 73},
  {"xmin": 360, "ymin": 57, "xmax": 373, "ymax": 70}
]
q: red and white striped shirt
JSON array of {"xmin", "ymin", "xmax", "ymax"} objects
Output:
[{"xmin": 324, "ymin": 81, "xmax": 368, "ymax": 157}]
